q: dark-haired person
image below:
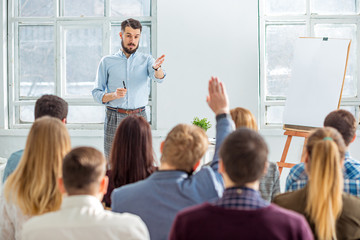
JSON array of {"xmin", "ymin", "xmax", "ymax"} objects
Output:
[
  {"xmin": 102, "ymin": 115, "xmax": 156, "ymax": 207},
  {"xmin": 92, "ymin": 18, "xmax": 166, "ymax": 160},
  {"xmin": 286, "ymin": 109, "xmax": 360, "ymax": 197},
  {"xmin": 169, "ymin": 128, "xmax": 313, "ymax": 240},
  {"xmin": 21, "ymin": 147, "xmax": 149, "ymax": 240},
  {"xmin": 2, "ymin": 94, "xmax": 68, "ymax": 183},
  {"xmin": 111, "ymin": 77, "xmax": 234, "ymax": 240}
]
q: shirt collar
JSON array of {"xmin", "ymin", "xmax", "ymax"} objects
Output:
[
  {"xmin": 61, "ymin": 195, "xmax": 104, "ymax": 211},
  {"xmin": 117, "ymin": 49, "xmax": 138, "ymax": 58}
]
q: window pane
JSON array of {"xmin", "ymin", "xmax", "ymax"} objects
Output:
[
  {"xmin": 64, "ymin": 0, "xmax": 104, "ymax": 17},
  {"xmin": 265, "ymin": 0, "xmax": 306, "ymax": 15},
  {"xmin": 314, "ymin": 24, "xmax": 357, "ymax": 97},
  {"xmin": 312, "ymin": 0, "xmax": 357, "ymax": 14},
  {"xmin": 111, "ymin": 0, "xmax": 151, "ymax": 16},
  {"xmin": 67, "ymin": 106, "xmax": 105, "ymax": 123},
  {"xmin": 111, "ymin": 25, "xmax": 151, "ymax": 55},
  {"xmin": 265, "ymin": 24, "xmax": 306, "ymax": 97},
  {"xmin": 65, "ymin": 27, "xmax": 103, "ymax": 96},
  {"xmin": 19, "ymin": 105, "xmax": 34, "ymax": 123},
  {"xmin": 19, "ymin": 26, "xmax": 55, "ymax": 97},
  {"xmin": 266, "ymin": 106, "xmax": 285, "ymax": 125},
  {"xmin": 19, "ymin": 0, "xmax": 54, "ymax": 17}
]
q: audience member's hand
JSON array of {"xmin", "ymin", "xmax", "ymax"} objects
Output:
[
  {"xmin": 114, "ymin": 88, "xmax": 127, "ymax": 99},
  {"xmin": 206, "ymin": 76, "xmax": 230, "ymax": 115}
]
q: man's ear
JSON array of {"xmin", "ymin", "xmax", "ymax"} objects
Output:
[
  {"xmin": 61, "ymin": 118, "xmax": 67, "ymax": 124},
  {"xmin": 99, "ymin": 176, "xmax": 109, "ymax": 195},
  {"xmin": 119, "ymin": 32, "xmax": 123, "ymax": 40},
  {"xmin": 218, "ymin": 159, "xmax": 225, "ymax": 175},
  {"xmin": 351, "ymin": 134, "xmax": 356, "ymax": 144},
  {"xmin": 263, "ymin": 161, "xmax": 269, "ymax": 176},
  {"xmin": 160, "ymin": 141, "xmax": 164, "ymax": 154},
  {"xmin": 58, "ymin": 177, "xmax": 67, "ymax": 194}
]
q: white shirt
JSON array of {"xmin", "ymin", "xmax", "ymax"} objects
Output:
[
  {"xmin": 21, "ymin": 195, "xmax": 150, "ymax": 240},
  {"xmin": 0, "ymin": 189, "xmax": 31, "ymax": 240}
]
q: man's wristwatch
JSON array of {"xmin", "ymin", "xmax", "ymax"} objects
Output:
[{"xmin": 153, "ymin": 66, "xmax": 161, "ymax": 71}]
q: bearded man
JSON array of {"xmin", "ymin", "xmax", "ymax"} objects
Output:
[{"xmin": 92, "ymin": 18, "xmax": 166, "ymax": 160}]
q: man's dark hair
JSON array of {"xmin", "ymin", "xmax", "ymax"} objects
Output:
[
  {"xmin": 220, "ymin": 128, "xmax": 268, "ymax": 186},
  {"xmin": 63, "ymin": 147, "xmax": 106, "ymax": 194},
  {"xmin": 324, "ymin": 109, "xmax": 357, "ymax": 146},
  {"xmin": 121, "ymin": 18, "xmax": 142, "ymax": 32},
  {"xmin": 34, "ymin": 95, "xmax": 68, "ymax": 121}
]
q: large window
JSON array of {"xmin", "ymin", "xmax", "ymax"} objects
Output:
[
  {"xmin": 260, "ymin": 0, "xmax": 360, "ymax": 128},
  {"xmin": 8, "ymin": 0, "xmax": 156, "ymax": 129}
]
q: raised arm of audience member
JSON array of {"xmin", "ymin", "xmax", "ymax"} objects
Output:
[
  {"xmin": 274, "ymin": 127, "xmax": 360, "ymax": 239},
  {"xmin": 0, "ymin": 117, "xmax": 71, "ymax": 240},
  {"xmin": 206, "ymin": 77, "xmax": 234, "ymax": 174}
]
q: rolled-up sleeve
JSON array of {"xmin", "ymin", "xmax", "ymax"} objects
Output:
[
  {"xmin": 92, "ymin": 58, "xmax": 108, "ymax": 104},
  {"xmin": 147, "ymin": 57, "xmax": 166, "ymax": 83}
]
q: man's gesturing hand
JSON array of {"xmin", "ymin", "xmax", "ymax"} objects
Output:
[
  {"xmin": 114, "ymin": 88, "xmax": 127, "ymax": 99},
  {"xmin": 153, "ymin": 55, "xmax": 165, "ymax": 70},
  {"xmin": 206, "ymin": 77, "xmax": 230, "ymax": 115}
]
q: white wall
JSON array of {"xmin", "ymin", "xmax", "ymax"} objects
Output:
[{"xmin": 2, "ymin": 0, "xmax": 360, "ymax": 191}]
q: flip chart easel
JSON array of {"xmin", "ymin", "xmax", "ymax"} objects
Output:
[{"xmin": 277, "ymin": 37, "xmax": 351, "ymax": 175}]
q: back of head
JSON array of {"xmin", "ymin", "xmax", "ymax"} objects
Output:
[
  {"xmin": 63, "ymin": 147, "xmax": 106, "ymax": 195},
  {"xmin": 5, "ymin": 116, "xmax": 71, "ymax": 216},
  {"xmin": 324, "ymin": 109, "xmax": 357, "ymax": 146},
  {"xmin": 35, "ymin": 94, "xmax": 68, "ymax": 120},
  {"xmin": 230, "ymin": 107, "xmax": 258, "ymax": 131},
  {"xmin": 121, "ymin": 18, "xmax": 142, "ymax": 32},
  {"xmin": 220, "ymin": 128, "xmax": 268, "ymax": 186},
  {"xmin": 110, "ymin": 115, "xmax": 155, "ymax": 188},
  {"xmin": 305, "ymin": 127, "xmax": 346, "ymax": 240},
  {"xmin": 161, "ymin": 124, "xmax": 208, "ymax": 172}
]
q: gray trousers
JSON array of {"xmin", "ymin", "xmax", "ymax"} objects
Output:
[{"xmin": 104, "ymin": 108, "xmax": 147, "ymax": 161}]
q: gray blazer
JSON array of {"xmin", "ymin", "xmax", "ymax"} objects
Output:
[{"xmin": 259, "ymin": 161, "xmax": 280, "ymax": 201}]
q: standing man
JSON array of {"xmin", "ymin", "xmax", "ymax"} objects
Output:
[{"xmin": 92, "ymin": 18, "xmax": 166, "ymax": 159}]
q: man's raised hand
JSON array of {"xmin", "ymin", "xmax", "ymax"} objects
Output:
[
  {"xmin": 114, "ymin": 88, "xmax": 127, "ymax": 99},
  {"xmin": 153, "ymin": 55, "xmax": 165, "ymax": 70},
  {"xmin": 206, "ymin": 77, "xmax": 230, "ymax": 115}
]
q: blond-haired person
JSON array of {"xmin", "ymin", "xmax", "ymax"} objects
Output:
[
  {"xmin": 111, "ymin": 77, "xmax": 234, "ymax": 240},
  {"xmin": 0, "ymin": 116, "xmax": 71, "ymax": 240},
  {"xmin": 22, "ymin": 147, "xmax": 149, "ymax": 240},
  {"xmin": 274, "ymin": 127, "xmax": 360, "ymax": 239},
  {"xmin": 230, "ymin": 107, "xmax": 280, "ymax": 201}
]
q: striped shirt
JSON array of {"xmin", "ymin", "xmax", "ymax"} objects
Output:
[
  {"xmin": 214, "ymin": 187, "xmax": 269, "ymax": 210},
  {"xmin": 286, "ymin": 152, "xmax": 360, "ymax": 197}
]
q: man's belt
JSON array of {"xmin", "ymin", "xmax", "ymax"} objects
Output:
[{"xmin": 106, "ymin": 106, "xmax": 145, "ymax": 114}]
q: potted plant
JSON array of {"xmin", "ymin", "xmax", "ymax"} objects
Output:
[{"xmin": 192, "ymin": 117, "xmax": 212, "ymax": 132}]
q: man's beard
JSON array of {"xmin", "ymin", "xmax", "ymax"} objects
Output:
[{"xmin": 121, "ymin": 40, "xmax": 139, "ymax": 55}]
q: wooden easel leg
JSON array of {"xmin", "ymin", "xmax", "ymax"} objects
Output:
[{"xmin": 277, "ymin": 135, "xmax": 292, "ymax": 175}]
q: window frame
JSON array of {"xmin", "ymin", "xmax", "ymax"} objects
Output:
[
  {"xmin": 259, "ymin": 0, "xmax": 360, "ymax": 129},
  {"xmin": 7, "ymin": 0, "xmax": 158, "ymax": 129}
]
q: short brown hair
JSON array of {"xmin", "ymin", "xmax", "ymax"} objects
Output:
[
  {"xmin": 324, "ymin": 109, "xmax": 357, "ymax": 146},
  {"xmin": 161, "ymin": 124, "xmax": 208, "ymax": 172},
  {"xmin": 220, "ymin": 128, "xmax": 268, "ymax": 185},
  {"xmin": 35, "ymin": 94, "xmax": 68, "ymax": 120},
  {"xmin": 63, "ymin": 147, "xmax": 106, "ymax": 194},
  {"xmin": 121, "ymin": 18, "xmax": 142, "ymax": 32}
]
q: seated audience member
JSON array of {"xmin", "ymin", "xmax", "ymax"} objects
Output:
[
  {"xmin": 286, "ymin": 109, "xmax": 360, "ymax": 197},
  {"xmin": 0, "ymin": 117, "xmax": 71, "ymax": 240},
  {"xmin": 103, "ymin": 115, "xmax": 157, "ymax": 207},
  {"xmin": 111, "ymin": 77, "xmax": 234, "ymax": 240},
  {"xmin": 2, "ymin": 95, "xmax": 68, "ymax": 183},
  {"xmin": 169, "ymin": 128, "xmax": 313, "ymax": 240},
  {"xmin": 274, "ymin": 127, "xmax": 360, "ymax": 239},
  {"xmin": 22, "ymin": 147, "xmax": 149, "ymax": 240},
  {"xmin": 230, "ymin": 107, "xmax": 280, "ymax": 201}
]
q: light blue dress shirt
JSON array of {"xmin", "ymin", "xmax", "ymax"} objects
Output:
[{"xmin": 92, "ymin": 50, "xmax": 165, "ymax": 109}]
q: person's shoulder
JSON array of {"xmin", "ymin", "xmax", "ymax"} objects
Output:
[
  {"xmin": 112, "ymin": 177, "xmax": 150, "ymax": 197},
  {"xmin": 23, "ymin": 210, "xmax": 60, "ymax": 231},
  {"xmin": 273, "ymin": 188, "xmax": 304, "ymax": 207},
  {"xmin": 342, "ymin": 193, "xmax": 360, "ymax": 212},
  {"xmin": 289, "ymin": 162, "xmax": 305, "ymax": 174},
  {"xmin": 267, "ymin": 204, "xmax": 308, "ymax": 224},
  {"xmin": 8, "ymin": 149, "xmax": 24, "ymax": 160},
  {"xmin": 175, "ymin": 203, "xmax": 213, "ymax": 221},
  {"xmin": 104, "ymin": 210, "xmax": 145, "ymax": 224}
]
